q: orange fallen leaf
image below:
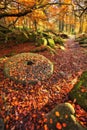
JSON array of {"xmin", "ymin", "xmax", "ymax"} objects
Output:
[
  {"xmin": 43, "ymin": 118, "xmax": 48, "ymax": 123},
  {"xmin": 32, "ymin": 114, "xmax": 37, "ymax": 118},
  {"xmin": 62, "ymin": 122, "xmax": 67, "ymax": 127},
  {"xmin": 15, "ymin": 116, "xmax": 19, "ymax": 120},
  {"xmin": 4, "ymin": 116, "xmax": 10, "ymax": 122},
  {"xmin": 49, "ymin": 118, "xmax": 53, "ymax": 124},
  {"xmin": 6, "ymin": 124, "xmax": 9, "ymax": 129},
  {"xmin": 55, "ymin": 111, "xmax": 60, "ymax": 117},
  {"xmin": 56, "ymin": 122, "xmax": 62, "ymax": 129},
  {"xmin": 81, "ymin": 88, "xmax": 87, "ymax": 93},
  {"xmin": 12, "ymin": 101, "xmax": 19, "ymax": 106},
  {"xmin": 65, "ymin": 114, "xmax": 68, "ymax": 119},
  {"xmin": 44, "ymin": 124, "xmax": 48, "ymax": 130}
]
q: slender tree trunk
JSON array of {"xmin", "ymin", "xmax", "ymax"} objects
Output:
[{"xmin": 79, "ymin": 18, "xmax": 83, "ymax": 33}]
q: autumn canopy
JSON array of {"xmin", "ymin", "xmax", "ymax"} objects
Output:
[{"xmin": 0, "ymin": 0, "xmax": 87, "ymax": 33}]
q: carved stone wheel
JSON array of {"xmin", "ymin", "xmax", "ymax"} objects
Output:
[{"xmin": 4, "ymin": 53, "xmax": 53, "ymax": 84}]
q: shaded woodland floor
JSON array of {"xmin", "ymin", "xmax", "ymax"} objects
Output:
[{"xmin": 0, "ymin": 37, "xmax": 87, "ymax": 130}]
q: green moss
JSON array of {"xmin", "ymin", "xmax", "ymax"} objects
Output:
[
  {"xmin": 36, "ymin": 37, "xmax": 47, "ymax": 46},
  {"xmin": 80, "ymin": 71, "xmax": 87, "ymax": 86},
  {"xmin": 69, "ymin": 71, "xmax": 87, "ymax": 111},
  {"xmin": 48, "ymin": 38, "xmax": 55, "ymax": 48},
  {"xmin": 54, "ymin": 36, "xmax": 64, "ymax": 46},
  {"xmin": 79, "ymin": 39, "xmax": 87, "ymax": 44},
  {"xmin": 27, "ymin": 32, "xmax": 36, "ymax": 42},
  {"xmin": 75, "ymin": 34, "xmax": 87, "ymax": 45}
]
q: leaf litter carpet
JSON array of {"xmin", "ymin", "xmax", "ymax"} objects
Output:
[{"xmin": 0, "ymin": 38, "xmax": 87, "ymax": 130}]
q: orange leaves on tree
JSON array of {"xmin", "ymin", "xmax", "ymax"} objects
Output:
[
  {"xmin": 64, "ymin": 0, "xmax": 72, "ymax": 4},
  {"xmin": 18, "ymin": 0, "xmax": 35, "ymax": 7},
  {"xmin": 31, "ymin": 10, "xmax": 47, "ymax": 21}
]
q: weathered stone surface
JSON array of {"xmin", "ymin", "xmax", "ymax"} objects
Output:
[
  {"xmin": 69, "ymin": 71, "xmax": 87, "ymax": 111},
  {"xmin": 44, "ymin": 103, "xmax": 86, "ymax": 130},
  {"xmin": 4, "ymin": 53, "xmax": 53, "ymax": 84}
]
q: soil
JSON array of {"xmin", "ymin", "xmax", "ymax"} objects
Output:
[{"xmin": 0, "ymin": 37, "xmax": 87, "ymax": 130}]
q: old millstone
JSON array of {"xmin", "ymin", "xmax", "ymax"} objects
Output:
[
  {"xmin": 69, "ymin": 71, "xmax": 87, "ymax": 111},
  {"xmin": 4, "ymin": 53, "xmax": 53, "ymax": 84},
  {"xmin": 44, "ymin": 103, "xmax": 86, "ymax": 130}
]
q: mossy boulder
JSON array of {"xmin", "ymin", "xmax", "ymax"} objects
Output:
[
  {"xmin": 48, "ymin": 38, "xmax": 55, "ymax": 48},
  {"xmin": 35, "ymin": 31, "xmax": 64, "ymax": 48},
  {"xmin": 75, "ymin": 33, "xmax": 87, "ymax": 47},
  {"xmin": 54, "ymin": 36, "xmax": 64, "ymax": 46},
  {"xmin": 79, "ymin": 39, "xmax": 87, "ymax": 47},
  {"xmin": 4, "ymin": 53, "xmax": 53, "ymax": 84},
  {"xmin": 28, "ymin": 32, "xmax": 36, "ymax": 42},
  {"xmin": 36, "ymin": 37, "xmax": 47, "ymax": 46},
  {"xmin": 44, "ymin": 103, "xmax": 86, "ymax": 130},
  {"xmin": 69, "ymin": 71, "xmax": 87, "ymax": 111}
]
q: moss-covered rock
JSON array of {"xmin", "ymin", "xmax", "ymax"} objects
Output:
[
  {"xmin": 79, "ymin": 39, "xmax": 87, "ymax": 47},
  {"xmin": 44, "ymin": 103, "xmax": 86, "ymax": 130},
  {"xmin": 4, "ymin": 53, "xmax": 53, "ymax": 84},
  {"xmin": 54, "ymin": 36, "xmax": 64, "ymax": 46},
  {"xmin": 48, "ymin": 38, "xmax": 55, "ymax": 48},
  {"xmin": 69, "ymin": 71, "xmax": 87, "ymax": 111},
  {"xmin": 28, "ymin": 32, "xmax": 36, "ymax": 42},
  {"xmin": 36, "ymin": 37, "xmax": 47, "ymax": 46},
  {"xmin": 36, "ymin": 31, "xmax": 64, "ymax": 48},
  {"xmin": 75, "ymin": 33, "xmax": 87, "ymax": 47}
]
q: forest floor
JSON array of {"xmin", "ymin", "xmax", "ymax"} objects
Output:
[{"xmin": 0, "ymin": 37, "xmax": 87, "ymax": 130}]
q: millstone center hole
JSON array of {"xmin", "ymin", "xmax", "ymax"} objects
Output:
[{"xmin": 27, "ymin": 61, "xmax": 34, "ymax": 65}]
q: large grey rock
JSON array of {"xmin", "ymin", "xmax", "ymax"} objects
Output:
[
  {"xmin": 4, "ymin": 53, "xmax": 53, "ymax": 84},
  {"xmin": 44, "ymin": 103, "xmax": 86, "ymax": 130}
]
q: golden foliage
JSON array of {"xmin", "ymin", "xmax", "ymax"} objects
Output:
[{"xmin": 18, "ymin": 0, "xmax": 36, "ymax": 7}]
